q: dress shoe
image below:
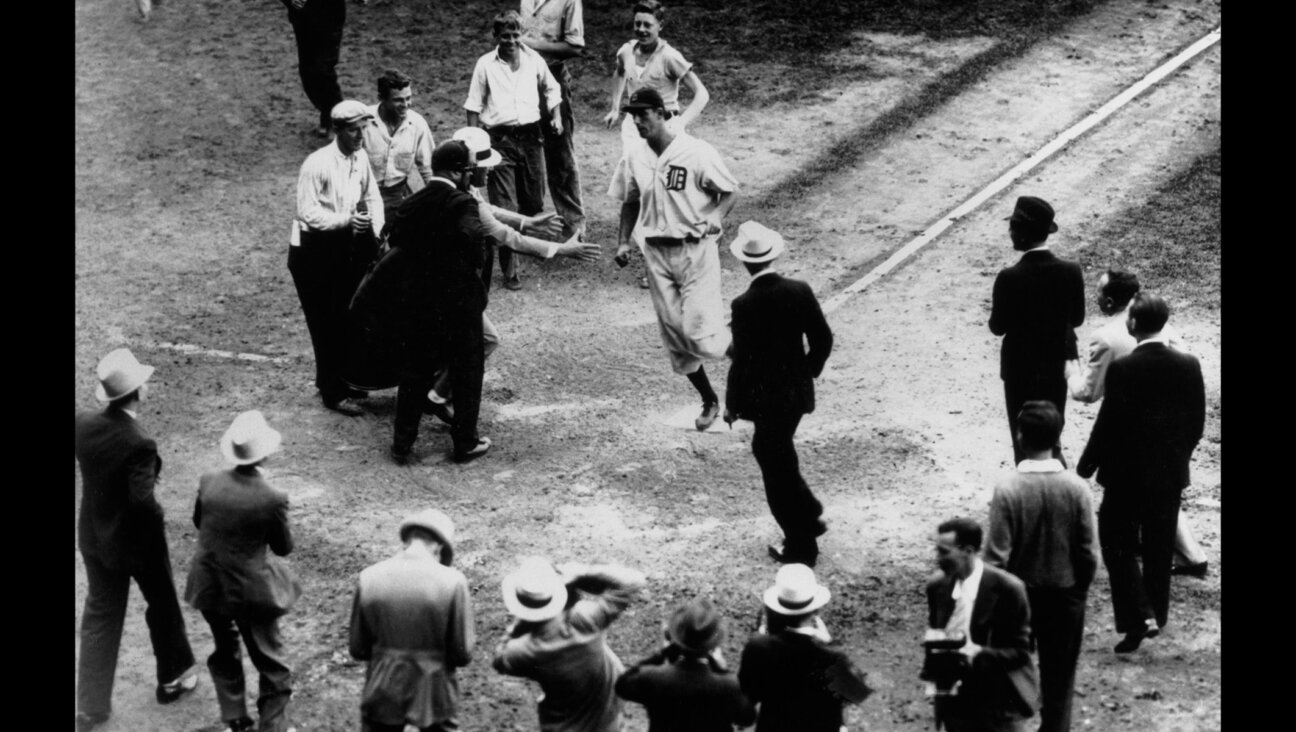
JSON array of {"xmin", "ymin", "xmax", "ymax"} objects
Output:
[
  {"xmin": 390, "ymin": 444, "xmax": 419, "ymax": 466},
  {"xmin": 1114, "ymin": 620, "xmax": 1159, "ymax": 653},
  {"xmin": 504, "ymin": 274, "xmax": 523, "ymax": 290},
  {"xmin": 767, "ymin": 543, "xmax": 818, "ymax": 567},
  {"xmin": 75, "ymin": 712, "xmax": 110, "ymax": 732},
  {"xmin": 639, "ymin": 276, "xmax": 650, "ymax": 289},
  {"xmin": 1171, "ymin": 561, "xmax": 1208, "ymax": 579},
  {"xmin": 812, "ymin": 519, "xmax": 829, "ymax": 537},
  {"xmin": 221, "ymin": 717, "xmax": 255, "ymax": 732},
  {"xmin": 322, "ymin": 397, "xmax": 364, "ymax": 416},
  {"xmin": 453, "ymin": 437, "xmax": 492, "ymax": 463},
  {"xmin": 423, "ymin": 399, "xmax": 456, "ymax": 426},
  {"xmin": 695, "ymin": 402, "xmax": 720, "ymax": 431},
  {"xmin": 156, "ymin": 667, "xmax": 199, "ymax": 703}
]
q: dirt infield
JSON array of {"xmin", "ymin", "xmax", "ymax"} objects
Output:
[{"xmin": 76, "ymin": 1, "xmax": 1220, "ymax": 730}]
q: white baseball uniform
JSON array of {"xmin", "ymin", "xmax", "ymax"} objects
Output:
[{"xmin": 610, "ymin": 131, "xmax": 739, "ymax": 374}]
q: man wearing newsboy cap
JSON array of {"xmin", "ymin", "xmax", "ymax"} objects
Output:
[
  {"xmin": 988, "ymin": 196, "xmax": 1084, "ymax": 466},
  {"xmin": 75, "ymin": 349, "xmax": 198, "ymax": 731}
]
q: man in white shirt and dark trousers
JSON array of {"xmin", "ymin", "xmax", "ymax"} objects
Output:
[
  {"xmin": 362, "ymin": 69, "xmax": 436, "ymax": 223},
  {"xmin": 464, "ymin": 9, "xmax": 564, "ymax": 291},
  {"xmin": 289, "ymin": 100, "xmax": 384, "ymax": 414}
]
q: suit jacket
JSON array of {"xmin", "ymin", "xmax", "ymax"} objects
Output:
[
  {"xmin": 615, "ymin": 650, "xmax": 756, "ymax": 732},
  {"xmin": 725, "ymin": 273, "xmax": 833, "ymax": 420},
  {"xmin": 75, "ymin": 406, "xmax": 168, "ymax": 571},
  {"xmin": 738, "ymin": 630, "xmax": 861, "ymax": 732},
  {"xmin": 924, "ymin": 564, "xmax": 1038, "ymax": 722},
  {"xmin": 1077, "ymin": 341, "xmax": 1206, "ymax": 499},
  {"xmin": 349, "ymin": 546, "xmax": 476, "ymax": 727},
  {"xmin": 988, "ymin": 249, "xmax": 1085, "ymax": 381},
  {"xmin": 183, "ymin": 469, "xmax": 301, "ymax": 618}
]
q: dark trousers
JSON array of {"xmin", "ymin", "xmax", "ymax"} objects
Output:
[
  {"xmin": 539, "ymin": 62, "xmax": 585, "ymax": 238},
  {"xmin": 202, "ymin": 609, "xmax": 293, "ymax": 732},
  {"xmin": 1099, "ymin": 495, "xmax": 1178, "ymax": 633},
  {"xmin": 288, "ymin": 0, "xmax": 345, "ymax": 129},
  {"xmin": 1027, "ymin": 585, "xmax": 1087, "ymax": 732},
  {"xmin": 379, "ymin": 182, "xmax": 411, "ymax": 227},
  {"xmin": 394, "ymin": 304, "xmax": 485, "ymax": 454},
  {"xmin": 363, "ymin": 722, "xmax": 457, "ymax": 732},
  {"xmin": 487, "ymin": 124, "xmax": 546, "ymax": 279},
  {"xmin": 288, "ymin": 230, "xmax": 370, "ymax": 401},
  {"xmin": 77, "ymin": 551, "xmax": 195, "ymax": 716},
  {"xmin": 1002, "ymin": 371, "xmax": 1067, "ymax": 465},
  {"xmin": 752, "ymin": 412, "xmax": 824, "ymax": 563}
]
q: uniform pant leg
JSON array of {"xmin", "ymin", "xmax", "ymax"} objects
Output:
[
  {"xmin": 1141, "ymin": 495, "xmax": 1180, "ymax": 630},
  {"xmin": 752, "ymin": 413, "xmax": 823, "ymax": 560},
  {"xmin": 133, "ymin": 542, "xmax": 195, "ymax": 683},
  {"xmin": 541, "ymin": 63, "xmax": 585, "ymax": 238},
  {"xmin": 641, "ymin": 243, "xmax": 695, "ymax": 374},
  {"xmin": 1098, "ymin": 500, "xmax": 1152, "ymax": 634},
  {"xmin": 202, "ymin": 610, "xmax": 251, "ymax": 724},
  {"xmin": 677, "ymin": 239, "xmax": 731, "ymax": 361},
  {"xmin": 1029, "ymin": 586, "xmax": 1086, "ymax": 732},
  {"xmin": 238, "ymin": 616, "xmax": 293, "ymax": 732},
  {"xmin": 78, "ymin": 553, "xmax": 131, "ymax": 716}
]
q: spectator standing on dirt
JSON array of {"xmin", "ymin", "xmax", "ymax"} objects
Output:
[
  {"xmin": 983, "ymin": 401, "xmax": 1096, "ymax": 732},
  {"xmin": 1076, "ymin": 293, "xmax": 1206, "ymax": 654},
  {"xmin": 494, "ymin": 557, "xmax": 646, "ymax": 732},
  {"xmin": 361, "ymin": 69, "xmax": 436, "ymax": 223},
  {"xmin": 464, "ymin": 9, "xmax": 565, "ymax": 291},
  {"xmin": 348, "ymin": 509, "xmax": 475, "ymax": 732},
  {"xmin": 184, "ymin": 411, "xmax": 302, "ymax": 732},
  {"xmin": 611, "ymin": 87, "xmax": 739, "ymax": 432},
  {"xmin": 520, "ymin": 0, "xmax": 587, "ymax": 242},
  {"xmin": 75, "ymin": 348, "xmax": 199, "ymax": 732},
  {"xmin": 722, "ymin": 221, "xmax": 833, "ymax": 568},
  {"xmin": 603, "ymin": 0, "xmax": 711, "ymax": 289},
  {"xmin": 614, "ymin": 598, "xmax": 756, "ymax": 731},
  {"xmin": 1066, "ymin": 269, "xmax": 1209, "ymax": 579},
  {"xmin": 922, "ymin": 517, "xmax": 1037, "ymax": 732},
  {"xmin": 289, "ymin": 100, "xmax": 384, "ymax": 415},
  {"xmin": 280, "ymin": 0, "xmax": 347, "ymax": 138},
  {"xmin": 738, "ymin": 564, "xmax": 872, "ymax": 732},
  {"xmin": 989, "ymin": 195, "xmax": 1085, "ymax": 466}
]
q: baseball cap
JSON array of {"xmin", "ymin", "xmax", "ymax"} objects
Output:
[
  {"xmin": 330, "ymin": 99, "xmax": 374, "ymax": 126},
  {"xmin": 622, "ymin": 88, "xmax": 666, "ymax": 113}
]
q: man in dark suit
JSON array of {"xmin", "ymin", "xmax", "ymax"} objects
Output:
[
  {"xmin": 989, "ymin": 196, "xmax": 1085, "ymax": 465},
  {"xmin": 616, "ymin": 598, "xmax": 756, "ymax": 731},
  {"xmin": 1077, "ymin": 293, "xmax": 1206, "ymax": 653},
  {"xmin": 723, "ymin": 222, "xmax": 833, "ymax": 566},
  {"xmin": 75, "ymin": 349, "xmax": 197, "ymax": 731},
  {"xmin": 923, "ymin": 517, "xmax": 1038, "ymax": 732},
  {"xmin": 739, "ymin": 564, "xmax": 871, "ymax": 732}
]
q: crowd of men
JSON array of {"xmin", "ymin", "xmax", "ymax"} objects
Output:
[{"xmin": 80, "ymin": 2, "xmax": 1213, "ymax": 731}]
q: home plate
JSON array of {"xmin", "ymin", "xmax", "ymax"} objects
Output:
[{"xmin": 660, "ymin": 404, "xmax": 750, "ymax": 433}]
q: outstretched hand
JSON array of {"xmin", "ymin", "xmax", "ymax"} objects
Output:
[
  {"xmin": 526, "ymin": 211, "xmax": 565, "ymax": 240},
  {"xmin": 558, "ymin": 233, "xmax": 601, "ymax": 263},
  {"xmin": 603, "ymin": 110, "xmax": 621, "ymax": 129}
]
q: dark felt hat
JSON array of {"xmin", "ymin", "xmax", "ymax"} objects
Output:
[
  {"xmin": 431, "ymin": 139, "xmax": 472, "ymax": 171},
  {"xmin": 667, "ymin": 598, "xmax": 726, "ymax": 655},
  {"xmin": 1007, "ymin": 196, "xmax": 1058, "ymax": 234}
]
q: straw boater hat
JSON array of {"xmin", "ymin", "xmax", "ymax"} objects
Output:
[
  {"xmin": 763, "ymin": 563, "xmax": 831, "ymax": 615},
  {"xmin": 501, "ymin": 557, "xmax": 569, "ymax": 623},
  {"xmin": 95, "ymin": 348, "xmax": 155, "ymax": 402},
  {"xmin": 219, "ymin": 410, "xmax": 282, "ymax": 467},
  {"xmin": 452, "ymin": 126, "xmax": 503, "ymax": 168},
  {"xmin": 729, "ymin": 221, "xmax": 785, "ymax": 263},
  {"xmin": 398, "ymin": 509, "xmax": 456, "ymax": 566},
  {"xmin": 667, "ymin": 598, "xmax": 726, "ymax": 656}
]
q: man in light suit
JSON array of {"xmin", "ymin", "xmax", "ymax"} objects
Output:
[
  {"xmin": 923, "ymin": 517, "xmax": 1037, "ymax": 732},
  {"xmin": 723, "ymin": 222, "xmax": 833, "ymax": 567},
  {"xmin": 1068, "ymin": 270, "xmax": 1208, "ymax": 578},
  {"xmin": 349, "ymin": 510, "xmax": 475, "ymax": 732},
  {"xmin": 76, "ymin": 348, "xmax": 198, "ymax": 732},
  {"xmin": 1077, "ymin": 293, "xmax": 1206, "ymax": 653},
  {"xmin": 989, "ymin": 196, "xmax": 1085, "ymax": 465}
]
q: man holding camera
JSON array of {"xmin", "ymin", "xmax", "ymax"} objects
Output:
[{"xmin": 923, "ymin": 518, "xmax": 1037, "ymax": 732}]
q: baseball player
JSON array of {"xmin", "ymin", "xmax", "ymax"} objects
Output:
[{"xmin": 611, "ymin": 87, "xmax": 739, "ymax": 430}]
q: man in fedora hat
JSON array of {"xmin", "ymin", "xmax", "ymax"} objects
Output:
[
  {"xmin": 349, "ymin": 509, "xmax": 475, "ymax": 732},
  {"xmin": 185, "ymin": 410, "xmax": 301, "ymax": 732},
  {"xmin": 989, "ymin": 195, "xmax": 1084, "ymax": 465},
  {"xmin": 739, "ymin": 564, "xmax": 872, "ymax": 732},
  {"xmin": 615, "ymin": 598, "xmax": 756, "ymax": 731},
  {"xmin": 611, "ymin": 86, "xmax": 739, "ymax": 431},
  {"xmin": 723, "ymin": 221, "xmax": 833, "ymax": 567},
  {"xmin": 923, "ymin": 518, "xmax": 1037, "ymax": 732},
  {"xmin": 290, "ymin": 99, "xmax": 385, "ymax": 415},
  {"xmin": 493, "ymin": 557, "xmax": 646, "ymax": 731},
  {"xmin": 75, "ymin": 348, "xmax": 198, "ymax": 731}
]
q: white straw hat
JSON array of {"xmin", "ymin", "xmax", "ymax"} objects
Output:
[
  {"xmin": 219, "ymin": 410, "xmax": 283, "ymax": 466},
  {"xmin": 762, "ymin": 563, "xmax": 831, "ymax": 615},
  {"xmin": 94, "ymin": 348, "xmax": 154, "ymax": 402},
  {"xmin": 501, "ymin": 556, "xmax": 569, "ymax": 622},
  {"xmin": 729, "ymin": 220, "xmax": 785, "ymax": 263},
  {"xmin": 453, "ymin": 126, "xmax": 503, "ymax": 168}
]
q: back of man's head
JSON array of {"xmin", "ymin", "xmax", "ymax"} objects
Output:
[
  {"xmin": 1102, "ymin": 270, "xmax": 1141, "ymax": 311},
  {"xmin": 377, "ymin": 68, "xmax": 412, "ymax": 99},
  {"xmin": 1016, "ymin": 400, "xmax": 1063, "ymax": 453},
  {"xmin": 431, "ymin": 140, "xmax": 471, "ymax": 176},
  {"xmin": 1128, "ymin": 292, "xmax": 1170, "ymax": 336}
]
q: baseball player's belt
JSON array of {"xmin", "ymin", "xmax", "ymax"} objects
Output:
[{"xmin": 644, "ymin": 235, "xmax": 700, "ymax": 247}]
